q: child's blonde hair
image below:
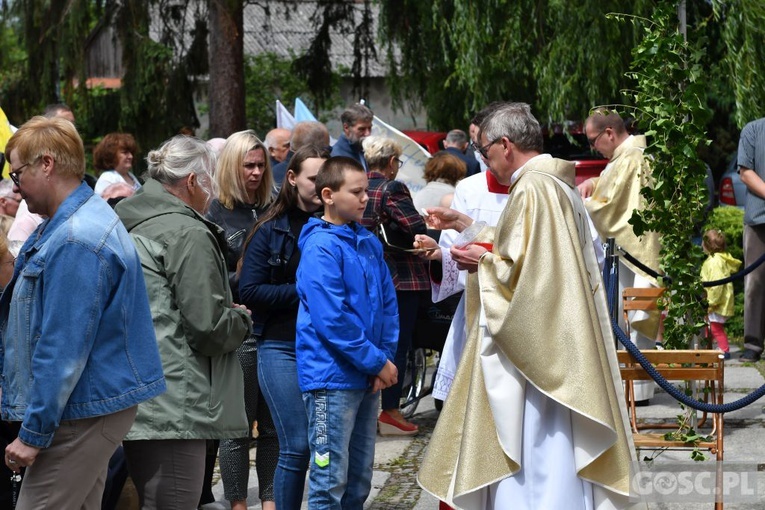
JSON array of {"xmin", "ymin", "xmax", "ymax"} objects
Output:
[{"xmin": 702, "ymin": 229, "xmax": 726, "ymax": 254}]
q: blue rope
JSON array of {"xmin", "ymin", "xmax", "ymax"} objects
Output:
[
  {"xmin": 618, "ymin": 247, "xmax": 765, "ymax": 288},
  {"xmin": 605, "ymin": 257, "xmax": 765, "ymax": 413},
  {"xmin": 701, "ymin": 251, "xmax": 765, "ymax": 287}
]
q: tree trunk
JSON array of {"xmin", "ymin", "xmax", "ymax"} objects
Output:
[{"xmin": 208, "ymin": 0, "xmax": 245, "ymax": 138}]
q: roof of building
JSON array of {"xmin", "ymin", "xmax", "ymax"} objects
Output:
[{"xmin": 242, "ymin": 1, "xmax": 387, "ymax": 77}]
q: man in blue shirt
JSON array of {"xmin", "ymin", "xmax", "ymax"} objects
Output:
[{"xmin": 331, "ymin": 104, "xmax": 373, "ymax": 170}]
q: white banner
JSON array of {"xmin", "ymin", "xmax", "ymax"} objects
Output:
[
  {"xmin": 275, "ymin": 100, "xmax": 296, "ymax": 130},
  {"xmin": 371, "ymin": 116, "xmax": 430, "ymax": 197}
]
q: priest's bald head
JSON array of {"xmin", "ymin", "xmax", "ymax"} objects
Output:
[
  {"xmin": 478, "ymin": 102, "xmax": 544, "ymax": 185},
  {"xmin": 584, "ymin": 108, "xmax": 628, "ymax": 160}
]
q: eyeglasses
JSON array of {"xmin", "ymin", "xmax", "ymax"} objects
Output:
[
  {"xmin": 475, "ymin": 138, "xmax": 502, "ymax": 159},
  {"xmin": 9, "ymin": 162, "xmax": 32, "ymax": 187},
  {"xmin": 243, "ymin": 162, "xmax": 267, "ymax": 170},
  {"xmin": 588, "ymin": 128, "xmax": 608, "ymax": 147},
  {"xmin": 394, "ymin": 158, "xmax": 403, "ymax": 169}
]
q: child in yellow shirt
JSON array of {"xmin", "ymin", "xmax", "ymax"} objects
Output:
[{"xmin": 701, "ymin": 229, "xmax": 742, "ymax": 360}]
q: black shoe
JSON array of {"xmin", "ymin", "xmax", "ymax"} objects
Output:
[
  {"xmin": 739, "ymin": 349, "xmax": 761, "ymax": 362},
  {"xmin": 634, "ymin": 399, "xmax": 651, "ymax": 407}
]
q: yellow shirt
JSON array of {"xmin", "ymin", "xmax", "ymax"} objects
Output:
[{"xmin": 701, "ymin": 252, "xmax": 741, "ymax": 317}]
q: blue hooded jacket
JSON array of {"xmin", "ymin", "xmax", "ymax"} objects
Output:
[{"xmin": 295, "ymin": 217, "xmax": 398, "ymax": 391}]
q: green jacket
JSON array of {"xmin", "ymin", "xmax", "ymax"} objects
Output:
[{"xmin": 116, "ymin": 179, "xmax": 252, "ymax": 440}]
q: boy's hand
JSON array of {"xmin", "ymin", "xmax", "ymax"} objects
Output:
[
  {"xmin": 370, "ymin": 376, "xmax": 386, "ymax": 392},
  {"xmin": 377, "ymin": 360, "xmax": 398, "ymax": 388}
]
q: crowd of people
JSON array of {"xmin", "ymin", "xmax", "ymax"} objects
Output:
[{"xmin": 0, "ymin": 96, "xmax": 750, "ymax": 510}]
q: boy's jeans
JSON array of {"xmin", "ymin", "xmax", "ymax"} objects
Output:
[{"xmin": 303, "ymin": 388, "xmax": 379, "ymax": 509}]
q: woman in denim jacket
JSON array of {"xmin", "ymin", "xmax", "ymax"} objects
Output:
[
  {"xmin": 0, "ymin": 116, "xmax": 165, "ymax": 509},
  {"xmin": 238, "ymin": 145, "xmax": 328, "ymax": 510}
]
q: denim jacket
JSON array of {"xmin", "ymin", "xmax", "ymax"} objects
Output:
[
  {"xmin": 239, "ymin": 213, "xmax": 299, "ymax": 337},
  {"xmin": 0, "ymin": 183, "xmax": 166, "ymax": 448}
]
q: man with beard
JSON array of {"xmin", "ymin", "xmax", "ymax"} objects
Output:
[{"xmin": 331, "ymin": 103, "xmax": 373, "ymax": 170}]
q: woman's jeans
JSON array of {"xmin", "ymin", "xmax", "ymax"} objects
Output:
[
  {"xmin": 302, "ymin": 388, "xmax": 379, "ymax": 509},
  {"xmin": 258, "ymin": 339, "xmax": 310, "ymax": 510}
]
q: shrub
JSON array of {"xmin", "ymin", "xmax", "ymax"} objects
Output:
[{"xmin": 703, "ymin": 206, "xmax": 744, "ymax": 261}]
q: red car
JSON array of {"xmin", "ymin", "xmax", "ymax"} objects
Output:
[
  {"xmin": 543, "ymin": 124, "xmax": 608, "ymax": 185},
  {"xmin": 402, "ymin": 130, "xmax": 447, "ymax": 155}
]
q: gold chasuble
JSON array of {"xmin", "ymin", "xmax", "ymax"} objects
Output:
[
  {"xmin": 418, "ymin": 157, "xmax": 642, "ymax": 510},
  {"xmin": 585, "ymin": 135, "xmax": 660, "ymax": 283},
  {"xmin": 585, "ymin": 134, "xmax": 660, "ymax": 339}
]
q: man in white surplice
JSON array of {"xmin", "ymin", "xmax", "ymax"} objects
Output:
[{"xmin": 418, "ymin": 103, "xmax": 643, "ymax": 510}]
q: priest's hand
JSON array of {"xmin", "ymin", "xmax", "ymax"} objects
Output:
[
  {"xmin": 450, "ymin": 244, "xmax": 488, "ymax": 273},
  {"xmin": 423, "ymin": 207, "xmax": 473, "ymax": 232},
  {"xmin": 413, "ymin": 234, "xmax": 441, "ymax": 260},
  {"xmin": 577, "ymin": 178, "xmax": 595, "ymax": 198}
]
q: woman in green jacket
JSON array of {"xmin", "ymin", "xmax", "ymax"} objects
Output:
[{"xmin": 115, "ymin": 135, "xmax": 252, "ymax": 509}]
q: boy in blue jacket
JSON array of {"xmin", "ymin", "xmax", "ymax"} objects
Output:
[{"xmin": 296, "ymin": 156, "xmax": 399, "ymax": 509}]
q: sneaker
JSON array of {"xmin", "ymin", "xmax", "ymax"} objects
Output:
[
  {"xmin": 739, "ymin": 349, "xmax": 761, "ymax": 362},
  {"xmin": 378, "ymin": 410, "xmax": 418, "ymax": 436},
  {"xmin": 722, "ymin": 352, "xmax": 731, "ymax": 361}
]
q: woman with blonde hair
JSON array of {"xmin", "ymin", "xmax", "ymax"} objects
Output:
[
  {"xmin": 205, "ymin": 130, "xmax": 277, "ymax": 510},
  {"xmin": 360, "ymin": 135, "xmax": 429, "ymax": 435},
  {"xmin": 207, "ymin": 130, "xmax": 275, "ymax": 284}
]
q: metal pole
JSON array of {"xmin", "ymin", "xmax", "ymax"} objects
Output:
[
  {"xmin": 678, "ymin": 0, "xmax": 687, "ymax": 42},
  {"xmin": 605, "ymin": 238, "xmax": 619, "ymax": 350}
]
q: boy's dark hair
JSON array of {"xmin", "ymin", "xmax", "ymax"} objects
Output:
[
  {"xmin": 703, "ymin": 229, "xmax": 726, "ymax": 254},
  {"xmin": 315, "ymin": 156, "xmax": 365, "ymax": 203}
]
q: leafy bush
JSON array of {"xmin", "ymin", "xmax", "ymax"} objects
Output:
[
  {"xmin": 703, "ymin": 206, "xmax": 744, "ymax": 261},
  {"xmin": 244, "ymin": 52, "xmax": 342, "ymax": 138}
]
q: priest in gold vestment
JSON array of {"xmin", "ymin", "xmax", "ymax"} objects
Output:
[
  {"xmin": 579, "ymin": 108, "xmax": 661, "ymax": 402},
  {"xmin": 418, "ymin": 103, "xmax": 643, "ymax": 510}
]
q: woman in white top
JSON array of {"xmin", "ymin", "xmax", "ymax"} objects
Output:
[
  {"xmin": 94, "ymin": 133, "xmax": 142, "ymax": 195},
  {"xmin": 413, "ymin": 152, "xmax": 467, "ymax": 212}
]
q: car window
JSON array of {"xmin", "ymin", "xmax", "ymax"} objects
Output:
[{"xmin": 544, "ymin": 133, "xmax": 602, "ymax": 161}]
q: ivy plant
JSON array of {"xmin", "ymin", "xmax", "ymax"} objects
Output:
[{"xmin": 614, "ymin": 2, "xmax": 711, "ymax": 350}]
